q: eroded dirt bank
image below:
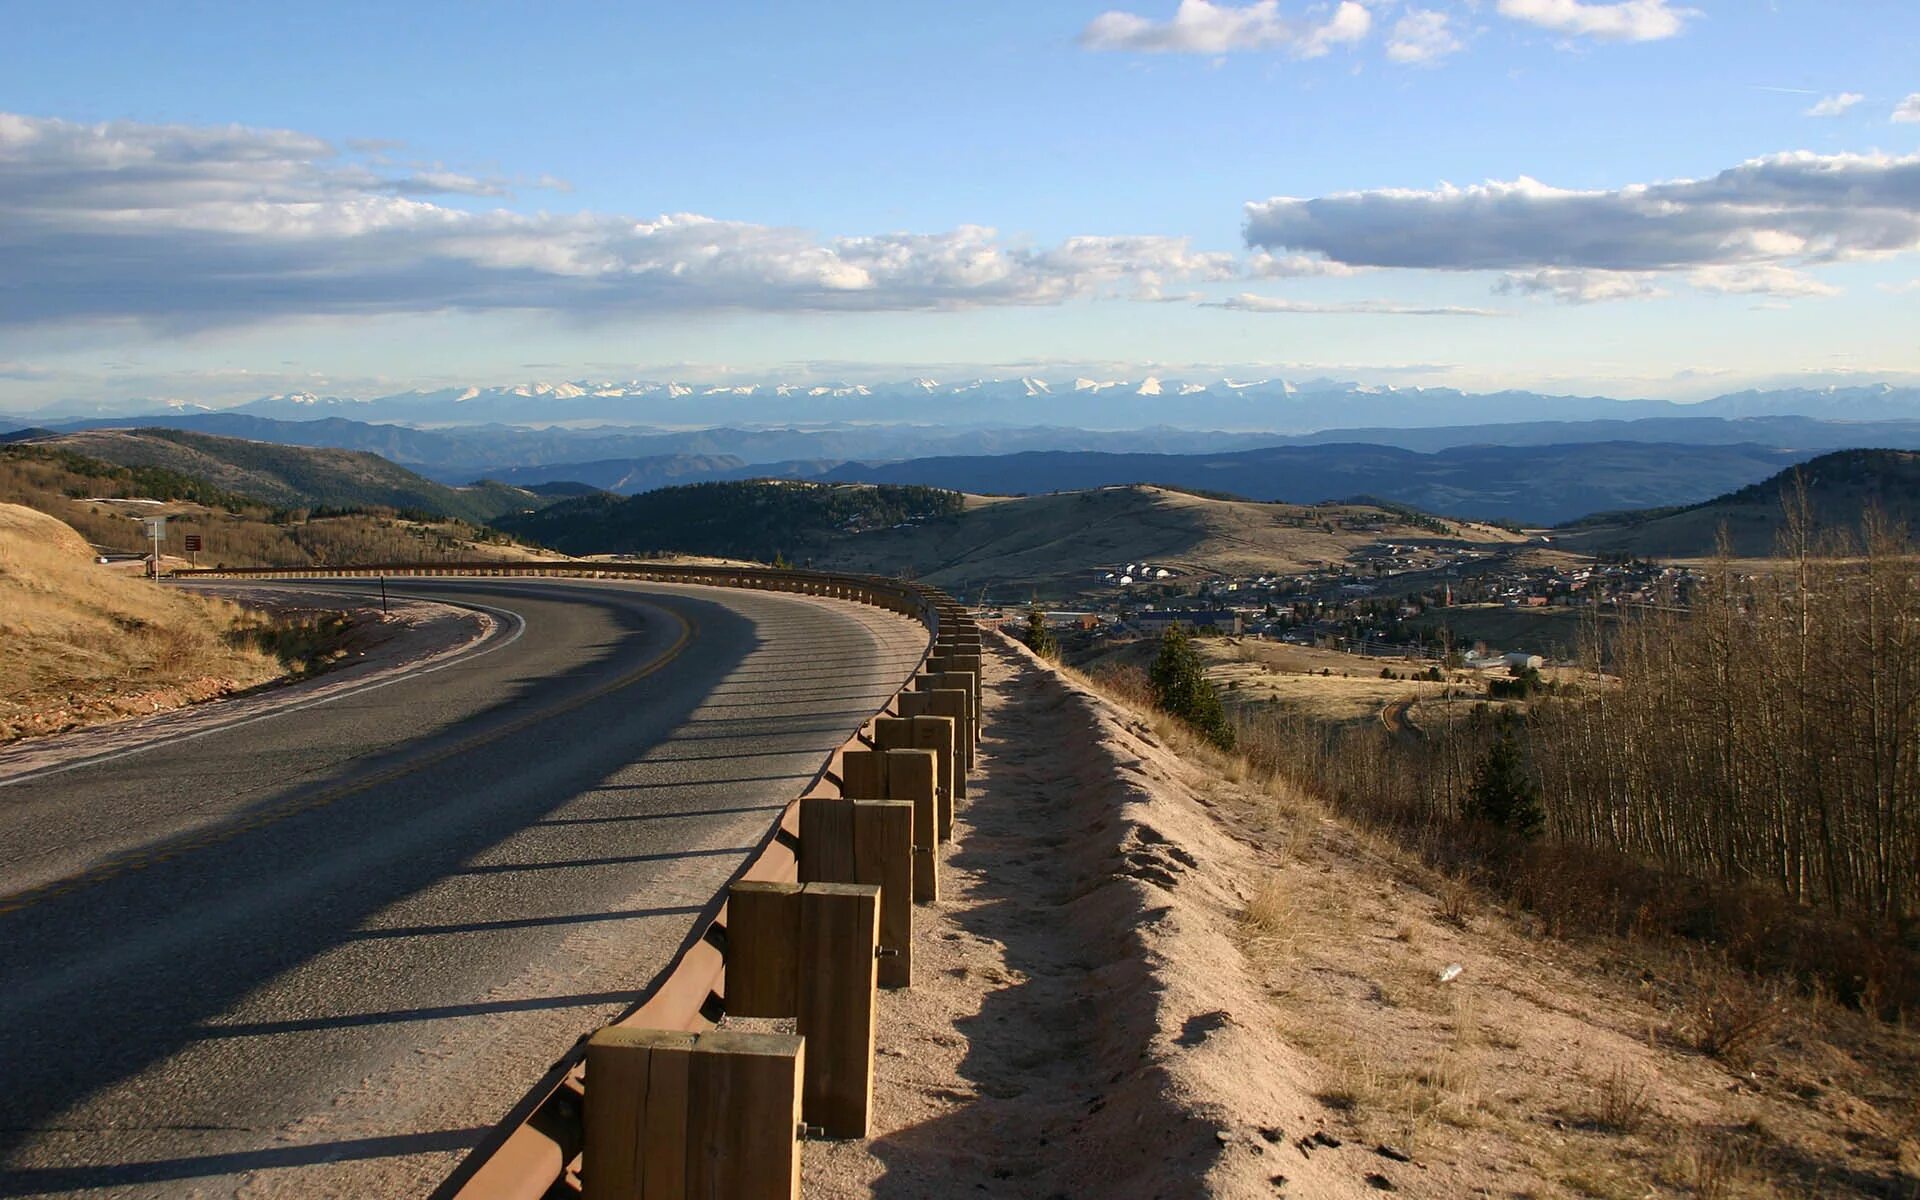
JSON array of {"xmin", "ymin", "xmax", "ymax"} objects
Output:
[{"xmin": 805, "ymin": 631, "xmax": 1386, "ymax": 1199}]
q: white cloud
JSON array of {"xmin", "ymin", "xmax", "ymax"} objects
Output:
[
  {"xmin": 1805, "ymin": 93, "xmax": 1863, "ymax": 118},
  {"xmin": 1243, "ymin": 152, "xmax": 1920, "ymax": 302},
  {"xmin": 1080, "ymin": 0, "xmax": 1370, "ymax": 56},
  {"xmin": 1248, "ymin": 250, "xmax": 1362, "ymax": 277},
  {"xmin": 1686, "ymin": 264, "xmax": 1839, "ymax": 298},
  {"xmin": 1894, "ymin": 94, "xmax": 1920, "ymax": 123},
  {"xmin": 0, "ymin": 112, "xmax": 1238, "ymax": 330},
  {"xmin": 1495, "ymin": 268, "xmax": 1667, "ymax": 303},
  {"xmin": 1495, "ymin": 0, "xmax": 1690, "ymax": 42},
  {"xmin": 1387, "ymin": 10, "xmax": 1463, "ymax": 64},
  {"xmin": 1203, "ymin": 292, "xmax": 1505, "ymax": 316}
]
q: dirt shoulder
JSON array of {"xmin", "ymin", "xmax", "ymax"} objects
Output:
[
  {"xmin": 807, "ymin": 631, "xmax": 1919, "ymax": 1199},
  {"xmin": 804, "ymin": 631, "xmax": 1385, "ymax": 1199}
]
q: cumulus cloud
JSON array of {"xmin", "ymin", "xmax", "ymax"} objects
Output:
[
  {"xmin": 1079, "ymin": 0, "xmax": 1370, "ymax": 56},
  {"xmin": 1387, "ymin": 10, "xmax": 1463, "ymax": 63},
  {"xmin": 0, "ymin": 112, "xmax": 1237, "ymax": 330},
  {"xmin": 1248, "ymin": 250, "xmax": 1362, "ymax": 278},
  {"xmin": 1203, "ymin": 292, "xmax": 1504, "ymax": 316},
  {"xmin": 1805, "ymin": 93, "xmax": 1863, "ymax": 118},
  {"xmin": 1685, "ymin": 264, "xmax": 1839, "ymax": 298},
  {"xmin": 1495, "ymin": 0, "xmax": 1690, "ymax": 42},
  {"xmin": 1244, "ymin": 151, "xmax": 1920, "ymax": 302},
  {"xmin": 1895, "ymin": 94, "xmax": 1920, "ymax": 123},
  {"xmin": 1495, "ymin": 268, "xmax": 1667, "ymax": 303}
]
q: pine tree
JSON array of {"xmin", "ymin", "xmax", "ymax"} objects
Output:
[
  {"xmin": 1148, "ymin": 625, "xmax": 1236, "ymax": 750},
  {"xmin": 1025, "ymin": 606, "xmax": 1059, "ymax": 660},
  {"xmin": 1466, "ymin": 715, "xmax": 1544, "ymax": 837}
]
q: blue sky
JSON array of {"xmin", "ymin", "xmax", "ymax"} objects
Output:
[{"xmin": 2, "ymin": 0, "xmax": 1919, "ymax": 408}]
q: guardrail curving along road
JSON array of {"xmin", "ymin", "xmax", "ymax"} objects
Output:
[{"xmin": 0, "ymin": 562, "xmax": 965, "ymax": 1200}]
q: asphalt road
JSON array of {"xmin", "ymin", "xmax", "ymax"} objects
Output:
[{"xmin": 0, "ymin": 579, "xmax": 927, "ymax": 1199}]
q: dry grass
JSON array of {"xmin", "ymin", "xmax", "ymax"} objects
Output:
[
  {"xmin": 1065, "ymin": 651, "xmax": 1920, "ymax": 1200},
  {"xmin": 0, "ymin": 503, "xmax": 305, "ymax": 740}
]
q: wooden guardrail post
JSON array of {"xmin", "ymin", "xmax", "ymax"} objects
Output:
[
  {"xmin": 798, "ymin": 797, "xmax": 857, "ymax": 881},
  {"xmin": 726, "ymin": 882, "xmax": 801, "ymax": 1018},
  {"xmin": 839, "ymin": 750, "xmax": 885, "ymax": 800},
  {"xmin": 801, "ymin": 796, "xmax": 912, "ymax": 988},
  {"xmin": 687, "ymin": 1032, "xmax": 805, "ymax": 1200},
  {"xmin": 906, "ymin": 685, "xmax": 972, "ymax": 792},
  {"xmin": 853, "ymin": 799, "xmax": 914, "ymax": 988},
  {"xmin": 885, "ymin": 746, "xmax": 940, "ymax": 900},
  {"xmin": 798, "ymin": 882, "xmax": 880, "ymax": 1138},
  {"xmin": 583, "ymin": 1028, "xmax": 696, "ymax": 1200},
  {"xmin": 905, "ymin": 717, "xmax": 955, "ymax": 843}
]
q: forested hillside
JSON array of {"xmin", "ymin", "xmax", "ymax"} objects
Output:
[{"xmin": 494, "ymin": 480, "xmax": 964, "ymax": 560}]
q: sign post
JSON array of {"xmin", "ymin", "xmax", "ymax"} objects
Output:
[
  {"xmin": 142, "ymin": 516, "xmax": 167, "ymax": 578},
  {"xmin": 183, "ymin": 533, "xmax": 202, "ymax": 568}
]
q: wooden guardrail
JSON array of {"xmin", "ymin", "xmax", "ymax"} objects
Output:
[{"xmin": 178, "ymin": 561, "xmax": 983, "ymax": 1199}]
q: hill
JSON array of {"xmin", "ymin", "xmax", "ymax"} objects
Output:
[
  {"xmin": 500, "ymin": 480, "xmax": 1523, "ymax": 598},
  {"xmin": 812, "ymin": 441, "xmax": 1809, "ymax": 524},
  {"xmin": 0, "ymin": 504, "xmax": 288, "ymax": 740},
  {"xmin": 492, "ymin": 479, "xmax": 965, "ymax": 561},
  {"xmin": 0, "ymin": 443, "xmax": 547, "ymax": 568},
  {"xmin": 27, "ymin": 428, "xmax": 545, "ymax": 524},
  {"xmin": 1557, "ymin": 449, "xmax": 1920, "ymax": 558}
]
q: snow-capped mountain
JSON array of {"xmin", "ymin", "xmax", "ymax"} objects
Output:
[{"xmin": 13, "ymin": 376, "xmax": 1920, "ymax": 432}]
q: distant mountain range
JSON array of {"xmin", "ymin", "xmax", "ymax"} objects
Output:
[
  {"xmin": 806, "ymin": 442, "xmax": 1814, "ymax": 525},
  {"xmin": 12, "ymin": 377, "xmax": 1920, "ymax": 433}
]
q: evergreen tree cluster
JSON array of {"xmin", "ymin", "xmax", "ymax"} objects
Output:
[
  {"xmin": 1465, "ymin": 715, "xmax": 1545, "ymax": 837},
  {"xmin": 1148, "ymin": 626, "xmax": 1235, "ymax": 751},
  {"xmin": 1023, "ymin": 607, "xmax": 1059, "ymax": 660}
]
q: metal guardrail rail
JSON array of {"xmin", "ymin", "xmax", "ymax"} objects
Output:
[{"xmin": 177, "ymin": 560, "xmax": 972, "ymax": 1199}]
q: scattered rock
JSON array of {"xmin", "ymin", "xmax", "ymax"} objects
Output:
[{"xmin": 1364, "ymin": 1172, "xmax": 1397, "ymax": 1191}]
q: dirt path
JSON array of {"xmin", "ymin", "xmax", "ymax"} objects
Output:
[{"xmin": 804, "ymin": 633, "xmax": 1386, "ymax": 1199}]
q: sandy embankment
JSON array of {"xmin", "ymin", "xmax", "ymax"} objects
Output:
[{"xmin": 805, "ymin": 631, "xmax": 1389, "ymax": 1199}]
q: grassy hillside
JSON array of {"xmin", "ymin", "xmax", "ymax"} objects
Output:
[
  {"xmin": 0, "ymin": 443, "xmax": 545, "ymax": 568},
  {"xmin": 0, "ymin": 504, "xmax": 288, "ymax": 740},
  {"xmin": 33, "ymin": 427, "xmax": 544, "ymax": 524},
  {"xmin": 494, "ymin": 479, "xmax": 965, "ymax": 560},
  {"xmin": 504, "ymin": 479, "xmax": 1521, "ymax": 596},
  {"xmin": 819, "ymin": 485, "xmax": 1523, "ymax": 597},
  {"xmin": 1559, "ymin": 448, "xmax": 1920, "ymax": 558}
]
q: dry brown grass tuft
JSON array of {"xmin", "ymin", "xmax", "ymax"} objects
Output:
[
  {"xmin": 1584, "ymin": 1064, "xmax": 1655, "ymax": 1134},
  {"xmin": 1673, "ymin": 966, "xmax": 1789, "ymax": 1065}
]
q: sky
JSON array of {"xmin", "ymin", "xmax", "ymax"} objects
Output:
[{"xmin": 2, "ymin": 0, "xmax": 1919, "ymax": 410}]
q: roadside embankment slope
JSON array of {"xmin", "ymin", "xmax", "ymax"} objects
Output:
[
  {"xmin": 0, "ymin": 503, "xmax": 285, "ymax": 740},
  {"xmin": 812, "ymin": 629, "xmax": 1918, "ymax": 1198}
]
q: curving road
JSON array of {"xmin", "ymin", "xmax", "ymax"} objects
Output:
[{"xmin": 0, "ymin": 579, "xmax": 927, "ymax": 1199}]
